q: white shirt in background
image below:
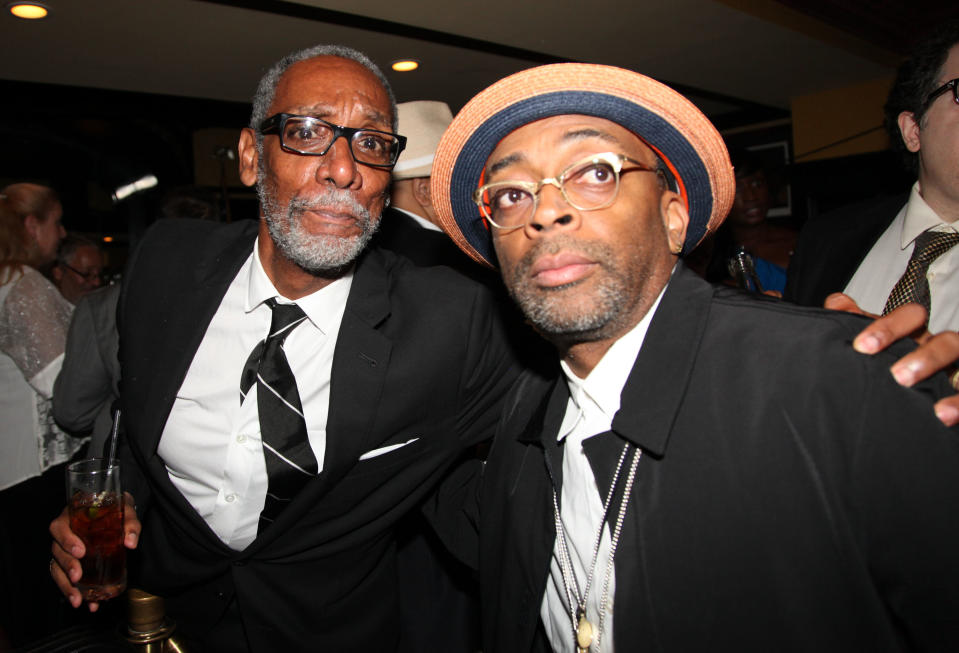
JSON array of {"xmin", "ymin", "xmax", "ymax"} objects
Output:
[{"xmin": 844, "ymin": 182, "xmax": 959, "ymax": 332}]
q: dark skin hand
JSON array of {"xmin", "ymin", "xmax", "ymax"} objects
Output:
[
  {"xmin": 49, "ymin": 491, "xmax": 140, "ymax": 612},
  {"xmin": 833, "ymin": 293, "xmax": 959, "ymax": 426}
]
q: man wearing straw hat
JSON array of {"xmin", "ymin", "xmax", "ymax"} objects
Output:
[
  {"xmin": 430, "ymin": 63, "xmax": 959, "ymax": 652},
  {"xmin": 386, "ymin": 100, "xmax": 453, "ymax": 233},
  {"xmin": 375, "ymin": 99, "xmax": 490, "ymax": 280}
]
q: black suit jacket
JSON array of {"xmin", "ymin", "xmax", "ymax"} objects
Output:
[
  {"xmin": 783, "ymin": 194, "xmax": 906, "ymax": 307},
  {"xmin": 372, "ymin": 207, "xmax": 499, "ymax": 283},
  {"xmin": 117, "ymin": 219, "xmax": 519, "ymax": 652},
  {"xmin": 473, "ymin": 265, "xmax": 959, "ymax": 652}
]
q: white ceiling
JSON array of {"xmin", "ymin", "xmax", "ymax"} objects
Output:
[{"xmin": 0, "ymin": 0, "xmax": 897, "ymax": 118}]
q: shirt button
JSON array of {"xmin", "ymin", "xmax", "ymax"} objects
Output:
[
  {"xmin": 225, "ymin": 493, "xmax": 236, "ymax": 503},
  {"xmin": 236, "ymin": 434, "xmax": 247, "ymax": 444}
]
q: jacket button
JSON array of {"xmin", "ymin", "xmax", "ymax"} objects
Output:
[
  {"xmin": 233, "ymin": 560, "xmax": 246, "ymax": 567},
  {"xmin": 216, "ymin": 591, "xmax": 226, "ymax": 600}
]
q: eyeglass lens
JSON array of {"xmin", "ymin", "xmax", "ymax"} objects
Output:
[
  {"xmin": 279, "ymin": 116, "xmax": 398, "ymax": 166},
  {"xmin": 482, "ymin": 158, "xmax": 622, "ymax": 228}
]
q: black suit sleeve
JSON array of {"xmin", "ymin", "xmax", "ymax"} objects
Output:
[
  {"xmin": 53, "ymin": 296, "xmax": 111, "ymax": 434},
  {"xmin": 852, "ymin": 348, "xmax": 959, "ymax": 648}
]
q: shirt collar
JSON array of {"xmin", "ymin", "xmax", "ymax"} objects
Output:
[
  {"xmin": 901, "ymin": 181, "xmax": 958, "ymax": 248},
  {"xmin": 245, "ymin": 236, "xmax": 354, "ymax": 336},
  {"xmin": 556, "ymin": 279, "xmax": 669, "ymax": 441}
]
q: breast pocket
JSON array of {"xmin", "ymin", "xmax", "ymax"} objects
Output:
[{"xmin": 358, "ymin": 437, "xmax": 420, "ymax": 461}]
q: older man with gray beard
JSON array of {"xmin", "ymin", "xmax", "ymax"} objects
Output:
[{"xmin": 49, "ymin": 44, "xmax": 520, "ymax": 653}]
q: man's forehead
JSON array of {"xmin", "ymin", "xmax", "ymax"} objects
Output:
[
  {"xmin": 282, "ymin": 101, "xmax": 390, "ymax": 127},
  {"xmin": 272, "ymin": 56, "xmax": 392, "ymax": 124}
]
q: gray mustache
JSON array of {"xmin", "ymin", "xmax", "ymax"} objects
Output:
[{"xmin": 290, "ymin": 192, "xmax": 370, "ymax": 220}]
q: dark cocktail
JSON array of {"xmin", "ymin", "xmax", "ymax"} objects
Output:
[{"xmin": 66, "ymin": 460, "xmax": 126, "ymax": 601}]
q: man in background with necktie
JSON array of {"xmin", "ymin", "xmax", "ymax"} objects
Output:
[{"xmin": 786, "ymin": 21, "xmax": 959, "ymax": 331}]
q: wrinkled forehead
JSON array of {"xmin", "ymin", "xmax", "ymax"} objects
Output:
[{"xmin": 273, "ymin": 56, "xmax": 393, "ymax": 126}]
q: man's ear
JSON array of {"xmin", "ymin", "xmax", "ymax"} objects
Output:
[
  {"xmin": 412, "ymin": 177, "xmax": 432, "ymax": 208},
  {"xmin": 412, "ymin": 176, "xmax": 442, "ymax": 224},
  {"xmin": 898, "ymin": 111, "xmax": 921, "ymax": 154},
  {"xmin": 661, "ymin": 191, "xmax": 689, "ymax": 255},
  {"xmin": 237, "ymin": 128, "xmax": 260, "ymax": 188}
]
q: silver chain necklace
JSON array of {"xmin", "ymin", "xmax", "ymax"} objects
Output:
[{"xmin": 551, "ymin": 441, "xmax": 642, "ymax": 652}]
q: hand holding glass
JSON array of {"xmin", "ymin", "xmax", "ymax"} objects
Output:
[{"xmin": 66, "ymin": 459, "xmax": 126, "ymax": 601}]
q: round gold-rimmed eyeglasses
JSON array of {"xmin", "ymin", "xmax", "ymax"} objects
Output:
[{"xmin": 473, "ymin": 152, "xmax": 660, "ymax": 231}]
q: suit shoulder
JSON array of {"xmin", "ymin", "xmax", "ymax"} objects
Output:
[
  {"xmin": 798, "ymin": 193, "xmax": 905, "ymax": 239},
  {"xmin": 139, "ymin": 218, "xmax": 258, "ymax": 251},
  {"xmin": 708, "ymin": 286, "xmax": 917, "ymax": 364},
  {"xmin": 372, "ymin": 244, "xmax": 497, "ymax": 301},
  {"xmin": 130, "ymin": 219, "xmax": 257, "ymax": 277}
]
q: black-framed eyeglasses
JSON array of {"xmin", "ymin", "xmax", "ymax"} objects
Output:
[
  {"xmin": 925, "ymin": 77, "xmax": 959, "ymax": 108},
  {"xmin": 259, "ymin": 113, "xmax": 407, "ymax": 169},
  {"xmin": 61, "ymin": 263, "xmax": 103, "ymax": 283},
  {"xmin": 473, "ymin": 152, "xmax": 661, "ymax": 231}
]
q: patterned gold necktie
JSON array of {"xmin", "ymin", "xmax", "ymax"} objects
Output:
[{"xmin": 882, "ymin": 230, "xmax": 959, "ymax": 318}]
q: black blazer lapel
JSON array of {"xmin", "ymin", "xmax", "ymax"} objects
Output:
[
  {"xmin": 506, "ymin": 369, "xmax": 569, "ymax": 608},
  {"xmin": 611, "ymin": 264, "xmax": 713, "ymax": 458},
  {"xmin": 135, "ymin": 222, "xmax": 259, "ymax": 459},
  {"xmin": 119, "ymin": 220, "xmax": 259, "ymax": 552},
  {"xmin": 323, "ymin": 248, "xmax": 393, "ymax": 476}
]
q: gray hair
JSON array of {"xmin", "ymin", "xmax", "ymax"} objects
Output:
[
  {"xmin": 249, "ymin": 44, "xmax": 397, "ymax": 153},
  {"xmin": 57, "ymin": 233, "xmax": 99, "ymax": 265}
]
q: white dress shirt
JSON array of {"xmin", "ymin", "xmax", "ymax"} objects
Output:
[
  {"xmin": 844, "ymin": 182, "xmax": 959, "ymax": 332},
  {"xmin": 541, "ymin": 284, "xmax": 666, "ymax": 653},
  {"xmin": 158, "ymin": 240, "xmax": 352, "ymax": 550}
]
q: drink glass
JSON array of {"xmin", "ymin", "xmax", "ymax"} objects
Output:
[{"xmin": 66, "ymin": 458, "xmax": 127, "ymax": 601}]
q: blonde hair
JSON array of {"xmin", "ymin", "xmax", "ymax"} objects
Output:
[{"xmin": 0, "ymin": 183, "xmax": 60, "ymax": 272}]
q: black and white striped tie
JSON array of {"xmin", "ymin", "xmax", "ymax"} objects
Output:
[{"xmin": 240, "ymin": 298, "xmax": 316, "ymax": 533}]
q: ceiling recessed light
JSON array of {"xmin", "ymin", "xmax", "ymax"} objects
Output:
[
  {"xmin": 8, "ymin": 2, "xmax": 50, "ymax": 19},
  {"xmin": 102, "ymin": 236, "xmax": 114, "ymax": 243},
  {"xmin": 391, "ymin": 60, "xmax": 419, "ymax": 72}
]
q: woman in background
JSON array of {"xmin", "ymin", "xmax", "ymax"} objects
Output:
[
  {"xmin": 0, "ymin": 182, "xmax": 84, "ymax": 647},
  {"xmin": 693, "ymin": 148, "xmax": 797, "ymax": 295}
]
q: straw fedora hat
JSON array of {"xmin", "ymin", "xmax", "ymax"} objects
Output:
[{"xmin": 431, "ymin": 63, "xmax": 735, "ymax": 268}]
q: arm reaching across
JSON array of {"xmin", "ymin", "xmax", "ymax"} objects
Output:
[{"xmin": 831, "ymin": 293, "xmax": 959, "ymax": 426}]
